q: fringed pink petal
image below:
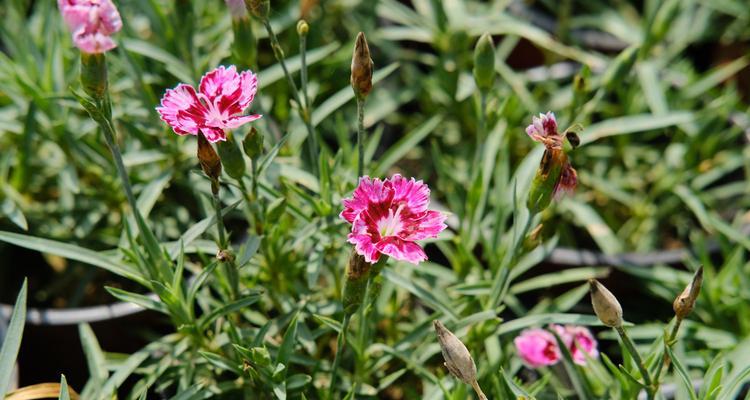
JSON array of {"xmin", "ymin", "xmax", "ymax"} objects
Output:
[{"xmin": 374, "ymin": 237, "xmax": 427, "ymax": 265}]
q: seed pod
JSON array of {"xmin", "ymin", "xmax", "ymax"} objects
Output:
[
  {"xmin": 589, "ymin": 279, "xmax": 623, "ymax": 328},
  {"xmin": 527, "ymin": 149, "xmax": 567, "ymax": 213},
  {"xmin": 245, "ymin": 0, "xmax": 269, "ymax": 20},
  {"xmin": 342, "ymin": 252, "xmax": 371, "ymax": 315},
  {"xmin": 80, "ymin": 53, "xmax": 108, "ymax": 100},
  {"xmin": 242, "ymin": 127, "xmax": 264, "ymax": 159},
  {"xmin": 472, "ymin": 32, "xmax": 495, "ymax": 92},
  {"xmin": 433, "ymin": 320, "xmax": 477, "ymax": 385},
  {"xmin": 216, "ymin": 131, "xmax": 246, "ymax": 180},
  {"xmin": 673, "ymin": 266, "xmax": 703, "ymax": 319},
  {"xmin": 350, "ymin": 32, "xmax": 373, "ymax": 99},
  {"xmin": 197, "ymin": 132, "xmax": 222, "ymax": 193}
]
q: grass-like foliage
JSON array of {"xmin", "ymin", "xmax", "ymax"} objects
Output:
[{"xmin": 0, "ymin": 0, "xmax": 749, "ymax": 399}]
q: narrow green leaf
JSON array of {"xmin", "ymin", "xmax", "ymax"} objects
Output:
[
  {"xmin": 58, "ymin": 375, "xmax": 70, "ymax": 400},
  {"xmin": 374, "ymin": 115, "xmax": 444, "ymax": 175},
  {"xmin": 276, "ymin": 311, "xmax": 300, "ymax": 369},
  {"xmin": 105, "ymin": 286, "xmax": 168, "ymax": 315},
  {"xmin": 665, "ymin": 346, "xmax": 698, "ymax": 400},
  {"xmin": 0, "ymin": 279, "xmax": 26, "ymax": 399},
  {"xmin": 78, "ymin": 323, "xmax": 108, "ymax": 392},
  {"xmin": 0, "ymin": 231, "xmax": 144, "ymax": 285}
]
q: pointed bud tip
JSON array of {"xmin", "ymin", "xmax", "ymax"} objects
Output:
[
  {"xmin": 351, "ymin": 32, "xmax": 373, "ymax": 98},
  {"xmin": 473, "ymin": 32, "xmax": 496, "ymax": 91}
]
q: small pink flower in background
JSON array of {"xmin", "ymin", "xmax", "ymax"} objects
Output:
[
  {"xmin": 157, "ymin": 65, "xmax": 262, "ymax": 143},
  {"xmin": 225, "ymin": 0, "xmax": 247, "ymax": 19},
  {"xmin": 551, "ymin": 324, "xmax": 598, "ymax": 365},
  {"xmin": 514, "ymin": 328, "xmax": 560, "ymax": 368},
  {"xmin": 340, "ymin": 175, "xmax": 447, "ymax": 265},
  {"xmin": 526, "ymin": 111, "xmax": 562, "ymax": 149},
  {"xmin": 58, "ymin": 0, "xmax": 123, "ymax": 54}
]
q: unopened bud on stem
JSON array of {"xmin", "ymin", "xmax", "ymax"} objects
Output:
[
  {"xmin": 342, "ymin": 252, "xmax": 371, "ymax": 315},
  {"xmin": 242, "ymin": 127, "xmax": 264, "ymax": 159},
  {"xmin": 351, "ymin": 32, "xmax": 373, "ymax": 99},
  {"xmin": 197, "ymin": 132, "xmax": 222, "ymax": 194},
  {"xmin": 297, "ymin": 20, "xmax": 309, "ymax": 36},
  {"xmin": 589, "ymin": 279, "xmax": 623, "ymax": 328},
  {"xmin": 673, "ymin": 266, "xmax": 703, "ymax": 320},
  {"xmin": 472, "ymin": 33, "xmax": 495, "ymax": 92},
  {"xmin": 434, "ymin": 320, "xmax": 487, "ymax": 400},
  {"xmin": 216, "ymin": 131, "xmax": 246, "ymax": 180},
  {"xmin": 527, "ymin": 149, "xmax": 567, "ymax": 213}
]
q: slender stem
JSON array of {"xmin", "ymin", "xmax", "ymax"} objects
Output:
[
  {"xmin": 211, "ymin": 188, "xmax": 227, "ymax": 248},
  {"xmin": 471, "ymin": 379, "xmax": 488, "ymax": 400},
  {"xmin": 262, "ymin": 19, "xmax": 318, "ymax": 176},
  {"xmin": 328, "ymin": 314, "xmax": 352, "ymax": 400},
  {"xmin": 212, "ymin": 187, "xmax": 238, "ymax": 298},
  {"xmin": 654, "ymin": 317, "xmax": 684, "ymax": 386},
  {"xmin": 300, "ymin": 34, "xmax": 310, "ymax": 112},
  {"xmin": 356, "ymin": 96, "xmax": 366, "ymax": 177},
  {"xmin": 616, "ymin": 326, "xmax": 655, "ymax": 399},
  {"xmin": 98, "ymin": 101, "xmax": 138, "ymax": 215}
]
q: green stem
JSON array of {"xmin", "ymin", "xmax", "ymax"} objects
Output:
[
  {"xmin": 616, "ymin": 326, "xmax": 655, "ymax": 399},
  {"xmin": 356, "ymin": 96, "xmax": 366, "ymax": 177},
  {"xmin": 98, "ymin": 101, "xmax": 138, "ymax": 216},
  {"xmin": 212, "ymin": 187, "xmax": 238, "ymax": 298},
  {"xmin": 654, "ymin": 317, "xmax": 683, "ymax": 387},
  {"xmin": 328, "ymin": 314, "xmax": 352, "ymax": 399},
  {"xmin": 262, "ymin": 19, "xmax": 318, "ymax": 176}
]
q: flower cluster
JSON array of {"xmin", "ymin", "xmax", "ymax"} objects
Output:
[
  {"xmin": 525, "ymin": 112, "xmax": 578, "ymax": 197},
  {"xmin": 514, "ymin": 325, "xmax": 598, "ymax": 368},
  {"xmin": 157, "ymin": 66, "xmax": 262, "ymax": 143},
  {"xmin": 58, "ymin": 0, "xmax": 123, "ymax": 54},
  {"xmin": 340, "ymin": 175, "xmax": 447, "ymax": 265}
]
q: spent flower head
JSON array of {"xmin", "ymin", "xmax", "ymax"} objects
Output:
[
  {"xmin": 340, "ymin": 175, "xmax": 447, "ymax": 265},
  {"xmin": 673, "ymin": 266, "xmax": 703, "ymax": 320},
  {"xmin": 58, "ymin": 0, "xmax": 122, "ymax": 54},
  {"xmin": 157, "ymin": 65, "xmax": 262, "ymax": 143}
]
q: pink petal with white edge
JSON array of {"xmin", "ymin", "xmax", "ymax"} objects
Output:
[
  {"xmin": 402, "ymin": 210, "xmax": 447, "ymax": 241},
  {"xmin": 236, "ymin": 71, "xmax": 259, "ymax": 110},
  {"xmin": 74, "ymin": 32, "xmax": 118, "ymax": 54},
  {"xmin": 374, "ymin": 237, "xmax": 427, "ymax": 265},
  {"xmin": 388, "ymin": 174, "xmax": 431, "ymax": 214},
  {"xmin": 200, "ymin": 127, "xmax": 226, "ymax": 143},
  {"xmin": 157, "ymin": 84, "xmax": 205, "ymax": 135},
  {"xmin": 223, "ymin": 114, "xmax": 263, "ymax": 129},
  {"xmin": 199, "ymin": 65, "xmax": 238, "ymax": 100}
]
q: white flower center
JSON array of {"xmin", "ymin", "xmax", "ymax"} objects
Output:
[
  {"xmin": 377, "ymin": 204, "xmax": 405, "ymax": 238},
  {"xmin": 198, "ymin": 93, "xmax": 228, "ymax": 126}
]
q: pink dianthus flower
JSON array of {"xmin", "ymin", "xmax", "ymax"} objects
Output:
[
  {"xmin": 514, "ymin": 328, "xmax": 561, "ymax": 368},
  {"xmin": 157, "ymin": 65, "xmax": 261, "ymax": 143},
  {"xmin": 58, "ymin": 0, "xmax": 122, "ymax": 54},
  {"xmin": 552, "ymin": 324, "xmax": 599, "ymax": 365},
  {"xmin": 340, "ymin": 175, "xmax": 447, "ymax": 265}
]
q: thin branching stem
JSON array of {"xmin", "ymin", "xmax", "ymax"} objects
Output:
[{"xmin": 262, "ymin": 19, "xmax": 318, "ymax": 176}]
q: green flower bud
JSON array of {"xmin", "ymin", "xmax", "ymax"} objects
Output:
[
  {"xmin": 231, "ymin": 16, "xmax": 257, "ymax": 68},
  {"xmin": 527, "ymin": 149, "xmax": 567, "ymax": 213},
  {"xmin": 216, "ymin": 131, "xmax": 246, "ymax": 180},
  {"xmin": 80, "ymin": 53, "xmax": 108, "ymax": 100},
  {"xmin": 242, "ymin": 127, "xmax": 264, "ymax": 159},
  {"xmin": 472, "ymin": 33, "xmax": 496, "ymax": 92}
]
